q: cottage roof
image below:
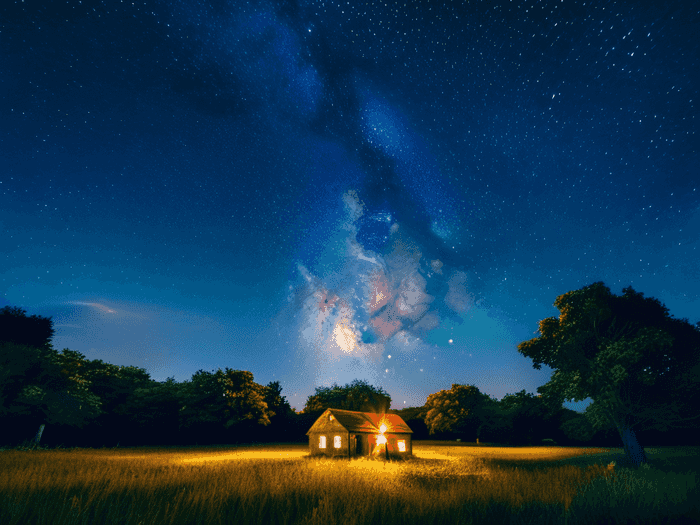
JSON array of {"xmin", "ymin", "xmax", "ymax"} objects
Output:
[{"xmin": 306, "ymin": 408, "xmax": 413, "ymax": 435}]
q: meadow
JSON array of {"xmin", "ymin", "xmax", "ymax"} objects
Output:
[{"xmin": 0, "ymin": 441, "xmax": 698, "ymax": 525}]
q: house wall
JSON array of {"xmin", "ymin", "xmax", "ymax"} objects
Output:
[
  {"xmin": 308, "ymin": 432, "xmax": 411, "ymax": 458},
  {"xmin": 308, "ymin": 431, "xmax": 351, "ymax": 457},
  {"xmin": 370, "ymin": 433, "xmax": 412, "ymax": 458}
]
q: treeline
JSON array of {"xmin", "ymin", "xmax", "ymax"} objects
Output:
[
  {"xmin": 0, "ymin": 305, "xmax": 300, "ymax": 447},
  {"xmin": 1, "ymin": 297, "xmax": 698, "ymax": 449}
]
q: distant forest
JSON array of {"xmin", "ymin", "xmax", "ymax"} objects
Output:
[{"xmin": 2, "ymin": 286, "xmax": 699, "ymax": 449}]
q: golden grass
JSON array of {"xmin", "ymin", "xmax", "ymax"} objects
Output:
[{"xmin": 0, "ymin": 442, "xmax": 697, "ymax": 525}]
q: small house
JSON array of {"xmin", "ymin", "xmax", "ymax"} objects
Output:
[{"xmin": 307, "ymin": 408, "xmax": 413, "ymax": 459}]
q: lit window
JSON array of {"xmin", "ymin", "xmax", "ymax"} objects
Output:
[
  {"xmin": 398, "ymin": 440, "xmax": 406, "ymax": 452},
  {"xmin": 319, "ymin": 436, "xmax": 326, "ymax": 449},
  {"xmin": 334, "ymin": 436, "xmax": 341, "ymax": 448}
]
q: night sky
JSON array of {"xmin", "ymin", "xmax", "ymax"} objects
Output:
[{"xmin": 2, "ymin": 0, "xmax": 698, "ymax": 413}]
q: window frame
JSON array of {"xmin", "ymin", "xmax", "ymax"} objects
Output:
[
  {"xmin": 334, "ymin": 435, "xmax": 342, "ymax": 448},
  {"xmin": 319, "ymin": 435, "xmax": 326, "ymax": 449}
]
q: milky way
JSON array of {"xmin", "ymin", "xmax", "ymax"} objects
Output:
[{"xmin": 2, "ymin": 0, "xmax": 697, "ymax": 410}]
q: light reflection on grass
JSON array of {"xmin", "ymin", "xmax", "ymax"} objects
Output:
[
  {"xmin": 178, "ymin": 449, "xmax": 309, "ymax": 463},
  {"xmin": 0, "ymin": 442, "xmax": 697, "ymax": 525}
]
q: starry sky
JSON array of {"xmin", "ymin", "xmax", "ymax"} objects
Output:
[{"xmin": 2, "ymin": 0, "xmax": 698, "ymax": 413}]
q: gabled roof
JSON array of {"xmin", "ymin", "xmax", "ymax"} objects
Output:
[
  {"xmin": 362, "ymin": 412, "xmax": 413, "ymax": 434},
  {"xmin": 306, "ymin": 408, "xmax": 413, "ymax": 435}
]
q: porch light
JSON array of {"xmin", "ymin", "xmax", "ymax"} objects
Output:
[{"xmin": 377, "ymin": 423, "xmax": 388, "ymax": 459}]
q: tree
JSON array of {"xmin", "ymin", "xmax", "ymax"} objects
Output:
[
  {"xmin": 263, "ymin": 380, "xmax": 293, "ymax": 421},
  {"xmin": 216, "ymin": 368, "xmax": 272, "ymax": 429},
  {"xmin": 423, "ymin": 384, "xmax": 488, "ymax": 437},
  {"xmin": 497, "ymin": 390, "xmax": 560, "ymax": 445},
  {"xmin": 560, "ymin": 413, "xmax": 597, "ymax": 444},
  {"xmin": 0, "ymin": 307, "xmax": 101, "ymax": 446},
  {"xmin": 53, "ymin": 348, "xmax": 103, "ymax": 425},
  {"xmin": 392, "ymin": 407, "xmax": 431, "ymax": 439},
  {"xmin": 127, "ymin": 377, "xmax": 183, "ymax": 446},
  {"xmin": 252, "ymin": 380, "xmax": 295, "ymax": 443},
  {"xmin": 178, "ymin": 369, "xmax": 226, "ymax": 440},
  {"xmin": 471, "ymin": 394, "xmax": 511, "ymax": 443},
  {"xmin": 178, "ymin": 368, "xmax": 273, "ymax": 444},
  {"xmin": 0, "ymin": 306, "xmax": 55, "ymax": 350},
  {"xmin": 518, "ymin": 282, "xmax": 700, "ymax": 468},
  {"xmin": 76, "ymin": 358, "xmax": 152, "ymax": 445},
  {"xmin": 0, "ymin": 342, "xmax": 101, "ymax": 446},
  {"xmin": 303, "ymin": 379, "xmax": 391, "ymax": 413}
]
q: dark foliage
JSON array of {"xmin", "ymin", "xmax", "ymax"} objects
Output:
[
  {"xmin": 303, "ymin": 379, "xmax": 391, "ymax": 413},
  {"xmin": 0, "ymin": 306, "xmax": 55, "ymax": 350},
  {"xmin": 2, "ymin": 301, "xmax": 697, "ymax": 449}
]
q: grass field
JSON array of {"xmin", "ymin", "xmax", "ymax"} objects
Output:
[{"xmin": 1, "ymin": 441, "xmax": 698, "ymax": 525}]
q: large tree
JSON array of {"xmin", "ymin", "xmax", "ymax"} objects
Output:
[
  {"xmin": 178, "ymin": 368, "xmax": 273, "ymax": 443},
  {"xmin": 0, "ymin": 307, "xmax": 101, "ymax": 446},
  {"xmin": 0, "ymin": 343, "xmax": 102, "ymax": 446},
  {"xmin": 216, "ymin": 368, "xmax": 272, "ymax": 428},
  {"xmin": 303, "ymin": 379, "xmax": 391, "ymax": 413},
  {"xmin": 518, "ymin": 282, "xmax": 700, "ymax": 468},
  {"xmin": 423, "ymin": 383, "xmax": 490, "ymax": 438}
]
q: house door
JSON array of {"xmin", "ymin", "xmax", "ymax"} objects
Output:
[{"xmin": 354, "ymin": 435, "xmax": 361, "ymax": 455}]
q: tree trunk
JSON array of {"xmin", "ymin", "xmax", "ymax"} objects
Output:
[
  {"xmin": 616, "ymin": 423, "xmax": 647, "ymax": 468},
  {"xmin": 33, "ymin": 423, "xmax": 46, "ymax": 447}
]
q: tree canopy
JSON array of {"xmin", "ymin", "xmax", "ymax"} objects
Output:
[
  {"xmin": 303, "ymin": 379, "xmax": 391, "ymax": 413},
  {"xmin": 518, "ymin": 282, "xmax": 700, "ymax": 467},
  {"xmin": 423, "ymin": 383, "xmax": 490, "ymax": 436},
  {"xmin": 0, "ymin": 306, "xmax": 55, "ymax": 350},
  {"xmin": 0, "ymin": 342, "xmax": 101, "ymax": 430},
  {"xmin": 0, "ymin": 303, "xmax": 298, "ymax": 447},
  {"xmin": 179, "ymin": 368, "xmax": 273, "ymax": 432}
]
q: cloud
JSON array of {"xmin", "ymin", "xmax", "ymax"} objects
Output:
[
  {"xmin": 60, "ymin": 299, "xmax": 151, "ymax": 323},
  {"xmin": 444, "ymin": 271, "xmax": 475, "ymax": 315},
  {"xmin": 67, "ymin": 301, "xmax": 117, "ymax": 314}
]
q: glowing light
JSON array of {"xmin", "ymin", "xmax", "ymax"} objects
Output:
[
  {"xmin": 449, "ymin": 339, "xmax": 453, "ymax": 344},
  {"xmin": 178, "ymin": 450, "xmax": 309, "ymax": 462},
  {"xmin": 376, "ymin": 435, "xmax": 387, "ymax": 445},
  {"xmin": 380, "ymin": 424, "xmax": 387, "ymax": 433}
]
